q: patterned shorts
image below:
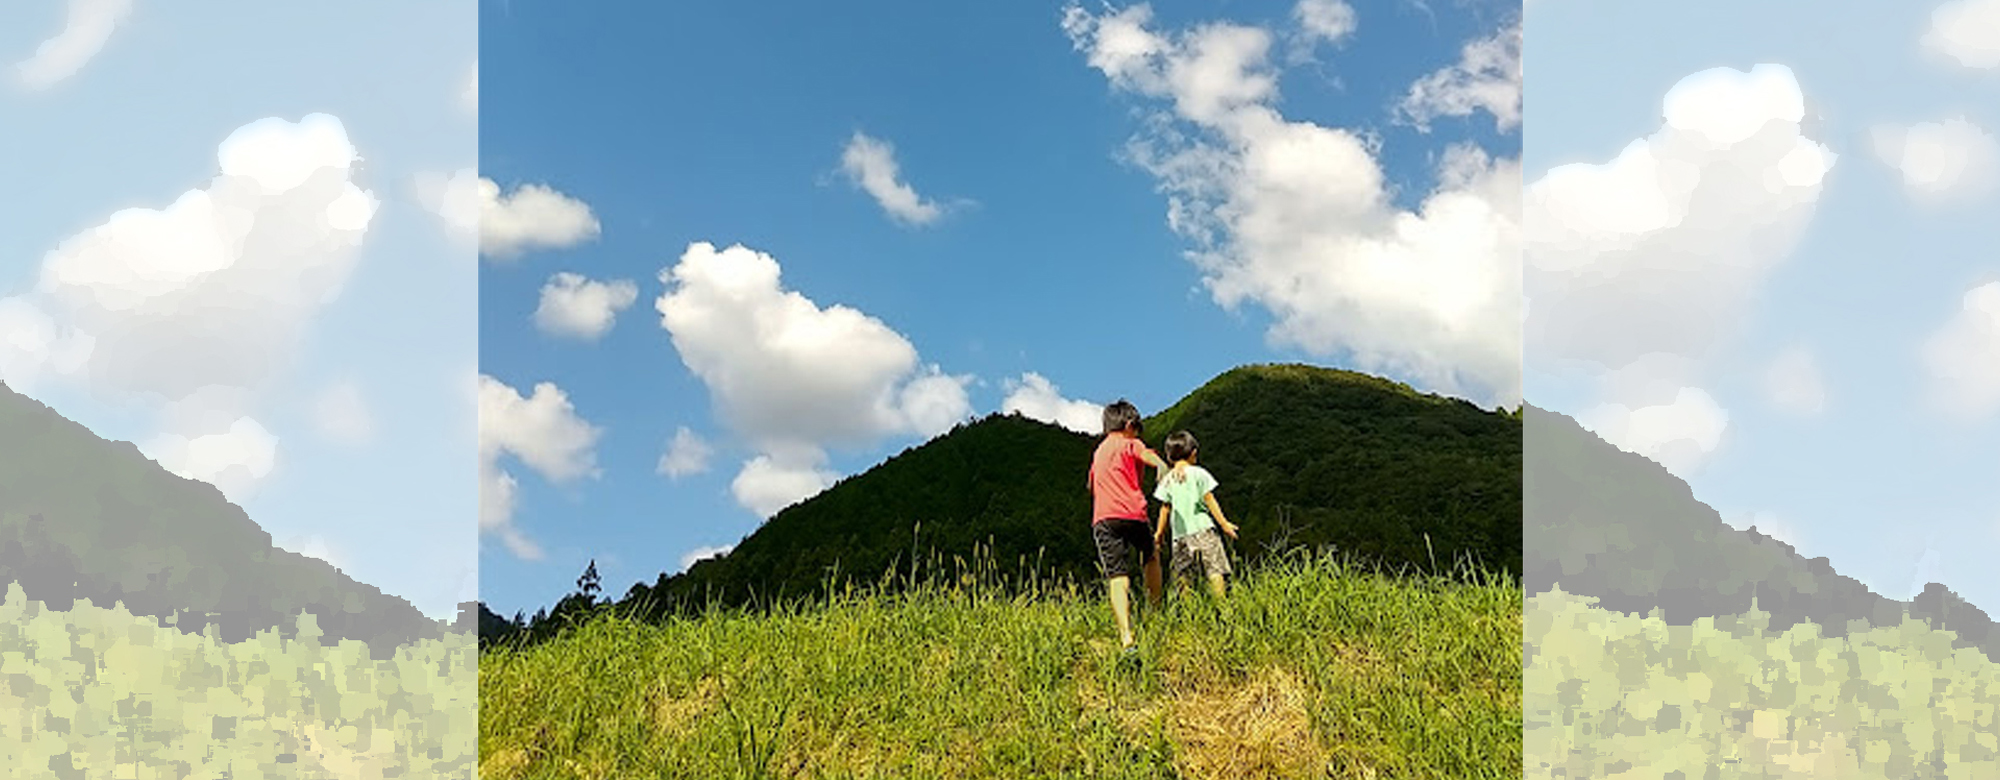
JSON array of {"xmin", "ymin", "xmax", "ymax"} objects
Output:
[{"xmin": 1171, "ymin": 527, "xmax": 1233, "ymax": 580}]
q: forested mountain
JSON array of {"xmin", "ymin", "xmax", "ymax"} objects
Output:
[
  {"xmin": 1524, "ymin": 404, "xmax": 1995, "ymax": 658},
  {"xmin": 485, "ymin": 364, "xmax": 1524, "ymax": 645},
  {"xmin": 0, "ymin": 381, "xmax": 469, "ymax": 660}
]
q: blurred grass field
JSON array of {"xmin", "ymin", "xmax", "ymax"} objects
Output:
[{"xmin": 478, "ymin": 551, "xmax": 1523, "ymax": 779}]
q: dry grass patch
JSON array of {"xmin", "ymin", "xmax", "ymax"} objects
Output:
[{"xmin": 1164, "ymin": 665, "xmax": 1330, "ymax": 780}]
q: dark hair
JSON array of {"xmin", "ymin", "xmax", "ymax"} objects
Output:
[
  {"xmin": 1163, "ymin": 431, "xmax": 1198, "ymax": 463},
  {"xmin": 1101, "ymin": 399, "xmax": 1142, "ymax": 436}
]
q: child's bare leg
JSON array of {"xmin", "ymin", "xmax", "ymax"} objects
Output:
[
  {"xmin": 1108, "ymin": 576, "xmax": 1135, "ymax": 649},
  {"xmin": 1206, "ymin": 573, "xmax": 1227, "ymax": 599},
  {"xmin": 1143, "ymin": 555, "xmax": 1164, "ymax": 607}
]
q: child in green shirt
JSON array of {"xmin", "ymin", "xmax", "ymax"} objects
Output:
[{"xmin": 1152, "ymin": 430, "xmax": 1238, "ymax": 598}]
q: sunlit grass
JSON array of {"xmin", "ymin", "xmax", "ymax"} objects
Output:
[{"xmin": 479, "ymin": 551, "xmax": 1522, "ymax": 779}]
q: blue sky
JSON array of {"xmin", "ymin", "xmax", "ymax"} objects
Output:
[
  {"xmin": 477, "ymin": 0, "xmax": 1522, "ymax": 617},
  {"xmin": 0, "ymin": 1, "xmax": 476, "ymax": 620},
  {"xmin": 1524, "ymin": 0, "xmax": 2000, "ymax": 612}
]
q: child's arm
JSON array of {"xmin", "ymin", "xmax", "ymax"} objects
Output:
[
  {"xmin": 1155, "ymin": 504, "xmax": 1170, "ymax": 544},
  {"xmin": 1203, "ymin": 492, "xmax": 1237, "ymax": 539},
  {"xmin": 1139, "ymin": 448, "xmax": 1188, "ymax": 481}
]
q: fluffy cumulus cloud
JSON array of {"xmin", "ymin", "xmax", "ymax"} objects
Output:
[
  {"xmin": 1921, "ymin": 281, "xmax": 2000, "ymax": 420},
  {"xmin": 1525, "ymin": 62, "xmax": 1834, "ymax": 435},
  {"xmin": 656, "ymin": 242, "xmax": 973, "ymax": 516},
  {"xmin": 731, "ymin": 451, "xmax": 840, "ymax": 518},
  {"xmin": 1397, "ymin": 20, "xmax": 1522, "ymax": 132},
  {"xmin": 479, "ymin": 177, "xmax": 601, "ymax": 260},
  {"xmin": 839, "ymin": 132, "xmax": 948, "ymax": 226},
  {"xmin": 1002, "ymin": 373, "xmax": 1104, "ymax": 434},
  {"xmin": 143, "ymin": 417, "xmax": 280, "ymax": 504},
  {"xmin": 1063, "ymin": 5, "xmax": 1523, "ymax": 407},
  {"xmin": 1871, "ymin": 117, "xmax": 1999, "ymax": 203},
  {"xmin": 678, "ymin": 544, "xmax": 734, "ymax": 573},
  {"xmin": 1293, "ymin": 0, "xmax": 1357, "ymax": 48},
  {"xmin": 0, "ymin": 113, "xmax": 378, "ymax": 498},
  {"xmin": 657, "ymin": 426, "xmax": 714, "ymax": 478},
  {"xmin": 478, "ymin": 375, "xmax": 603, "ymax": 559},
  {"xmin": 1923, "ymin": 0, "xmax": 2000, "ymax": 69},
  {"xmin": 535, "ymin": 272, "xmax": 638, "ymax": 341},
  {"xmin": 1763, "ymin": 347, "xmax": 1828, "ymax": 416},
  {"xmin": 1579, "ymin": 386, "xmax": 1730, "ymax": 479},
  {"xmin": 14, "ymin": 0, "xmax": 133, "ymax": 90}
]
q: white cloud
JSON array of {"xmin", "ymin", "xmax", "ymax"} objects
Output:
[
  {"xmin": 477, "ymin": 375, "xmax": 603, "ymax": 559},
  {"xmin": 656, "ymin": 242, "xmax": 972, "ymax": 449},
  {"xmin": 1064, "ymin": 5, "xmax": 1522, "ymax": 407},
  {"xmin": 1002, "ymin": 373, "xmax": 1104, "ymax": 434},
  {"xmin": 277, "ymin": 533, "xmax": 344, "ymax": 572},
  {"xmin": 1397, "ymin": 19, "xmax": 1522, "ymax": 132},
  {"xmin": 657, "ymin": 426, "xmax": 714, "ymax": 478},
  {"xmin": 656, "ymin": 242, "xmax": 973, "ymax": 515},
  {"xmin": 312, "ymin": 380, "xmax": 375, "ymax": 445},
  {"xmin": 1525, "ymin": 65, "xmax": 1834, "ymax": 373},
  {"xmin": 1577, "ymin": 386, "xmax": 1729, "ymax": 479},
  {"xmin": 14, "ymin": 0, "xmax": 133, "ymax": 90},
  {"xmin": 415, "ymin": 168, "xmax": 482, "ymax": 246},
  {"xmin": 535, "ymin": 272, "xmax": 638, "ymax": 341},
  {"xmin": 1923, "ymin": 0, "xmax": 2000, "ymax": 69},
  {"xmin": 678, "ymin": 544, "xmax": 734, "ymax": 573},
  {"xmin": 1921, "ymin": 281, "xmax": 2000, "ymax": 420},
  {"xmin": 1723, "ymin": 509, "xmax": 1805, "ymax": 551},
  {"xmin": 1764, "ymin": 347, "xmax": 1827, "ymax": 416},
  {"xmin": 1871, "ymin": 117, "xmax": 1999, "ymax": 203},
  {"xmin": 1, "ymin": 113, "xmax": 376, "ymax": 498},
  {"xmin": 142, "ymin": 417, "xmax": 279, "ymax": 505},
  {"xmin": 731, "ymin": 453, "xmax": 838, "ymax": 519},
  {"xmin": 839, "ymin": 132, "xmax": 947, "ymax": 226},
  {"xmin": 479, "ymin": 178, "xmax": 601, "ymax": 260},
  {"xmin": 1294, "ymin": 0, "xmax": 1357, "ymax": 47},
  {"xmin": 0, "ymin": 297, "xmax": 92, "ymax": 394}
]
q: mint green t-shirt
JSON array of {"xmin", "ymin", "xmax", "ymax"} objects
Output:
[{"xmin": 1152, "ymin": 464, "xmax": 1219, "ymax": 540}]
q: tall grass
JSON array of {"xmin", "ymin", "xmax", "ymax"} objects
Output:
[{"xmin": 480, "ymin": 550, "xmax": 1522, "ymax": 779}]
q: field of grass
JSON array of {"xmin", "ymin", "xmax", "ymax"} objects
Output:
[
  {"xmin": 479, "ymin": 551, "xmax": 1523, "ymax": 779},
  {"xmin": 0, "ymin": 582, "xmax": 476, "ymax": 779},
  {"xmin": 1526, "ymin": 588, "xmax": 2000, "ymax": 777}
]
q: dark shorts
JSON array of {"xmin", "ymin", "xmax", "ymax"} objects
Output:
[{"xmin": 1092, "ymin": 518, "xmax": 1157, "ymax": 580}]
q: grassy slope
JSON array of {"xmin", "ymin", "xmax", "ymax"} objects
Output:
[
  {"xmin": 0, "ymin": 584, "xmax": 475, "ymax": 779},
  {"xmin": 480, "ymin": 553, "xmax": 1523, "ymax": 780}
]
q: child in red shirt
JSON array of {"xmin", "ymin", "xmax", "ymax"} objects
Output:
[{"xmin": 1089, "ymin": 399, "xmax": 1176, "ymax": 654}]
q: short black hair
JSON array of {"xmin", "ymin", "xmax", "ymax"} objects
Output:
[
  {"xmin": 1163, "ymin": 431, "xmax": 1198, "ymax": 463},
  {"xmin": 1102, "ymin": 399, "xmax": 1142, "ymax": 436}
]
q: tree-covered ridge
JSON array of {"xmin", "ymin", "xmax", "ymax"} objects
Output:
[
  {"xmin": 488, "ymin": 364, "xmax": 1524, "ymax": 646},
  {"xmin": 1523, "ymin": 404, "xmax": 1996, "ymax": 660},
  {"xmin": 0, "ymin": 381, "xmax": 469, "ymax": 660}
]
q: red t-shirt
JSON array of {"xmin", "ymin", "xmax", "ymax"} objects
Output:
[{"xmin": 1089, "ymin": 434, "xmax": 1151, "ymax": 522}]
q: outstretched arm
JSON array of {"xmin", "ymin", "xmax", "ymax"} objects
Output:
[
  {"xmin": 1141, "ymin": 448, "xmax": 1188, "ymax": 480},
  {"xmin": 1203, "ymin": 493, "xmax": 1237, "ymax": 539}
]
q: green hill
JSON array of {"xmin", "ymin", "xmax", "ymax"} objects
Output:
[
  {"xmin": 493, "ymin": 364, "xmax": 1522, "ymax": 641},
  {"xmin": 0, "ymin": 380, "xmax": 469, "ymax": 660},
  {"xmin": 1522, "ymin": 403, "xmax": 1995, "ymax": 659}
]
